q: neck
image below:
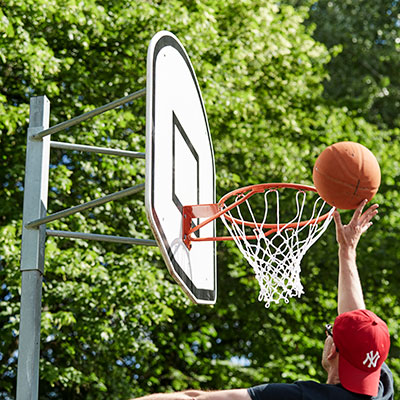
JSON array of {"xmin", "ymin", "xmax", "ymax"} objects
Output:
[{"xmin": 326, "ymin": 368, "xmax": 340, "ymax": 386}]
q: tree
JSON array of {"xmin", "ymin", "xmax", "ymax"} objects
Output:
[
  {"xmin": 1, "ymin": 0, "xmax": 399, "ymax": 398},
  {"xmin": 287, "ymin": 0, "xmax": 400, "ymax": 129}
]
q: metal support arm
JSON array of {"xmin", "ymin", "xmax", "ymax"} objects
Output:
[
  {"xmin": 26, "ymin": 183, "xmax": 145, "ymax": 229},
  {"xmin": 46, "ymin": 230, "xmax": 157, "ymax": 246},
  {"xmin": 31, "ymin": 88, "xmax": 146, "ymax": 140},
  {"xmin": 50, "ymin": 141, "xmax": 145, "ymax": 159}
]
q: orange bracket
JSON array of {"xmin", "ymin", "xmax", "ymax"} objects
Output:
[{"xmin": 182, "ymin": 204, "xmax": 219, "ymax": 250}]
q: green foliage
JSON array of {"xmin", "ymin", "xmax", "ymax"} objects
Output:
[
  {"xmin": 287, "ymin": 0, "xmax": 400, "ymax": 129},
  {"xmin": 1, "ymin": 0, "xmax": 399, "ymax": 399}
]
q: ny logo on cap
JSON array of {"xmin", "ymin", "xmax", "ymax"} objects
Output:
[{"xmin": 363, "ymin": 351, "xmax": 380, "ymax": 368}]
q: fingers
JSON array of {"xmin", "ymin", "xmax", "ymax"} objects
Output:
[
  {"xmin": 345, "ymin": 200, "xmax": 378, "ymax": 238},
  {"xmin": 333, "ymin": 211, "xmax": 344, "ymax": 240},
  {"xmin": 359, "ymin": 203, "xmax": 379, "ymax": 225},
  {"xmin": 349, "ymin": 199, "xmax": 368, "ymax": 224},
  {"xmin": 359, "ymin": 204, "xmax": 378, "ymax": 234},
  {"xmin": 360, "ymin": 222, "xmax": 374, "ymax": 235},
  {"xmin": 335, "ymin": 200, "xmax": 379, "ymax": 232},
  {"xmin": 334, "ymin": 201, "xmax": 379, "ymax": 249},
  {"xmin": 333, "ymin": 210, "xmax": 342, "ymax": 228}
]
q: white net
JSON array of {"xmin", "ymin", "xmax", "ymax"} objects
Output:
[{"xmin": 219, "ymin": 187, "xmax": 335, "ymax": 308}]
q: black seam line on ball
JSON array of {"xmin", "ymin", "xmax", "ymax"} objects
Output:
[{"xmin": 353, "ymin": 179, "xmax": 360, "ymax": 195}]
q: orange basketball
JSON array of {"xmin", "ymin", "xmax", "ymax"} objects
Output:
[{"xmin": 313, "ymin": 141, "xmax": 381, "ymax": 209}]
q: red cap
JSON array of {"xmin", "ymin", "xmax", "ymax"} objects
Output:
[{"xmin": 333, "ymin": 309, "xmax": 390, "ymax": 396}]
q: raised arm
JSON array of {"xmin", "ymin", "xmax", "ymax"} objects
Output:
[{"xmin": 333, "ymin": 199, "xmax": 379, "ymax": 315}]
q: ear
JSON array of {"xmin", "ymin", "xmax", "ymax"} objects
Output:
[{"xmin": 327, "ymin": 341, "xmax": 338, "ymax": 361}]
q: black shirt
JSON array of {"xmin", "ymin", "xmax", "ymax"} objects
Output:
[{"xmin": 247, "ymin": 363, "xmax": 393, "ymax": 400}]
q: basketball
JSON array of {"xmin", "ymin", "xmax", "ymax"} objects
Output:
[{"xmin": 313, "ymin": 141, "xmax": 381, "ymax": 209}]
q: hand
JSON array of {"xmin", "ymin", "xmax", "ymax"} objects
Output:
[{"xmin": 333, "ymin": 199, "xmax": 379, "ymax": 251}]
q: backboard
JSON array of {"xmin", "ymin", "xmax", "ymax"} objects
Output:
[{"xmin": 145, "ymin": 31, "xmax": 217, "ymax": 304}]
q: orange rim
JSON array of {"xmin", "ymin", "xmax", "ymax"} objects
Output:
[
  {"xmin": 217, "ymin": 183, "xmax": 333, "ymax": 230},
  {"xmin": 183, "ymin": 183, "xmax": 334, "ymax": 248}
]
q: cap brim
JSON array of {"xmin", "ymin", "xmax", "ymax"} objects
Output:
[{"xmin": 339, "ymin": 354, "xmax": 381, "ymax": 396}]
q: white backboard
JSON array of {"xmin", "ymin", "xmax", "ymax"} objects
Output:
[{"xmin": 145, "ymin": 31, "xmax": 217, "ymax": 304}]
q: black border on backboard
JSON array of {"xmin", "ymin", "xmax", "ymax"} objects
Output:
[{"xmin": 149, "ymin": 33, "xmax": 216, "ymax": 303}]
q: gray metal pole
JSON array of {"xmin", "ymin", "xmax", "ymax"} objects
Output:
[{"xmin": 17, "ymin": 96, "xmax": 51, "ymax": 400}]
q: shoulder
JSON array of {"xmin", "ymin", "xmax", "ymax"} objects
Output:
[
  {"xmin": 380, "ymin": 362, "xmax": 392, "ymax": 378},
  {"xmin": 295, "ymin": 381, "xmax": 368, "ymax": 398},
  {"xmin": 248, "ymin": 380, "xmax": 365, "ymax": 400},
  {"xmin": 375, "ymin": 362, "xmax": 394, "ymax": 400},
  {"xmin": 247, "ymin": 382, "xmax": 302, "ymax": 400}
]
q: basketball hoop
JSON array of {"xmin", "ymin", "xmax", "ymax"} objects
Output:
[{"xmin": 182, "ymin": 183, "xmax": 335, "ymax": 308}]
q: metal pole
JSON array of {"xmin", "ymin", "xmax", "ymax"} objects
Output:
[
  {"xmin": 50, "ymin": 141, "xmax": 145, "ymax": 159},
  {"xmin": 31, "ymin": 88, "xmax": 146, "ymax": 140},
  {"xmin": 26, "ymin": 183, "xmax": 145, "ymax": 229},
  {"xmin": 17, "ymin": 96, "xmax": 51, "ymax": 400}
]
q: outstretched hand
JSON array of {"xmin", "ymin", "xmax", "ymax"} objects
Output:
[{"xmin": 333, "ymin": 199, "xmax": 379, "ymax": 250}]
